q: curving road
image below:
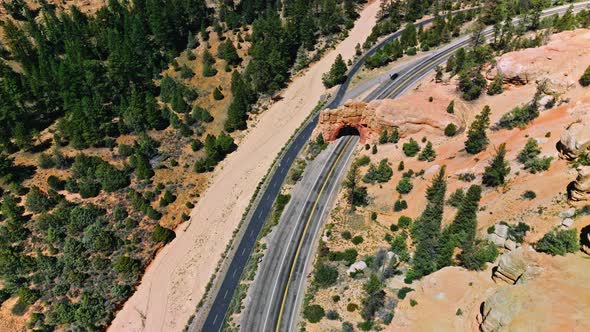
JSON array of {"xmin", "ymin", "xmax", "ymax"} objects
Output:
[
  {"xmin": 196, "ymin": 9, "xmax": 458, "ymax": 332},
  {"xmin": 198, "ymin": 2, "xmax": 589, "ymax": 331}
]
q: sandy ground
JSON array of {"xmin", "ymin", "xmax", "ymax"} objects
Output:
[{"xmin": 108, "ymin": 1, "xmax": 382, "ymax": 331}]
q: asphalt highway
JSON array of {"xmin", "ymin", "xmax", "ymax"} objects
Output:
[
  {"xmin": 243, "ymin": 136, "xmax": 358, "ymax": 332},
  {"xmin": 198, "ymin": 3, "xmax": 589, "ymax": 331},
  {"xmin": 197, "ymin": 10, "xmax": 451, "ymax": 332}
]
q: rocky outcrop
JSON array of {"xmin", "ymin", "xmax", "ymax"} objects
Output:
[
  {"xmin": 317, "ymin": 98, "xmax": 459, "ymax": 143},
  {"xmin": 557, "ymin": 120, "xmax": 590, "ymax": 160},
  {"xmin": 489, "ymin": 30, "xmax": 590, "ymax": 88},
  {"xmin": 492, "ymin": 247, "xmax": 542, "ymax": 285},
  {"xmin": 558, "ymin": 117, "xmax": 590, "ymax": 201},
  {"xmin": 479, "ymin": 286, "xmax": 523, "ymax": 332}
]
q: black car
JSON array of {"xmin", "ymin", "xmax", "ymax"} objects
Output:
[{"xmin": 389, "ymin": 72, "xmax": 399, "ymax": 80}]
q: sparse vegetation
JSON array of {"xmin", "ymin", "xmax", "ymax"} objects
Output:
[
  {"xmin": 517, "ymin": 138, "xmax": 552, "ymax": 173},
  {"xmin": 482, "ymin": 144, "xmax": 510, "ymax": 187},
  {"xmin": 465, "ymin": 106, "xmax": 491, "ymax": 154},
  {"xmin": 536, "ymin": 229, "xmax": 579, "ymax": 256},
  {"xmin": 403, "ymin": 138, "xmax": 421, "ymax": 157}
]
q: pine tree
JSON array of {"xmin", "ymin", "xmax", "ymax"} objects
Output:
[
  {"xmin": 487, "ymin": 73, "xmax": 504, "ymax": 95},
  {"xmin": 418, "ymin": 141, "xmax": 436, "ymax": 162},
  {"xmin": 379, "ymin": 129, "xmax": 389, "ymax": 144},
  {"xmin": 400, "ymin": 22, "xmax": 417, "ymax": 49},
  {"xmin": 482, "ymin": 143, "xmax": 510, "ymax": 187},
  {"xmin": 322, "ymin": 54, "xmax": 348, "ymax": 88},
  {"xmin": 407, "ymin": 167, "xmax": 447, "ymax": 281},
  {"xmin": 389, "ymin": 127, "xmax": 400, "ymax": 143},
  {"xmin": 465, "ymin": 105, "xmax": 491, "ymax": 154}
]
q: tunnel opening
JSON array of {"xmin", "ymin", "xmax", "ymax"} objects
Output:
[{"xmin": 336, "ymin": 125, "xmax": 360, "ymax": 138}]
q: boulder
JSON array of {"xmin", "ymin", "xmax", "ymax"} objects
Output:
[
  {"xmin": 479, "ymin": 286, "xmax": 523, "ymax": 332},
  {"xmin": 493, "ymin": 247, "xmax": 542, "ymax": 284},
  {"xmin": 558, "ymin": 208, "xmax": 576, "ymax": 219},
  {"xmin": 561, "ymin": 218, "xmax": 574, "ymax": 228},
  {"xmin": 494, "ymin": 224, "xmax": 509, "ymax": 239},
  {"xmin": 347, "ymin": 261, "xmax": 367, "ymax": 275},
  {"xmin": 504, "ymin": 239, "xmax": 517, "ymax": 251},
  {"xmin": 557, "ymin": 120, "xmax": 590, "ymax": 160},
  {"xmin": 569, "ymin": 166, "xmax": 590, "ymax": 201},
  {"xmin": 487, "ymin": 233, "xmax": 506, "ymax": 248}
]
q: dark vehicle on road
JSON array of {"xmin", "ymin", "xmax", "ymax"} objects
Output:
[{"xmin": 390, "ymin": 72, "xmax": 399, "ymax": 80}]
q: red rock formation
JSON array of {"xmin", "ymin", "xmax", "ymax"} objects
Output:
[{"xmin": 317, "ymin": 98, "xmax": 460, "ymax": 144}]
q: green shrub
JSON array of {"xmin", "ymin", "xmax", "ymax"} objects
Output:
[
  {"xmin": 536, "ymin": 229, "xmax": 579, "ymax": 256},
  {"xmin": 394, "ymin": 199, "xmax": 407, "ymax": 211},
  {"xmin": 113, "ymin": 256, "xmax": 141, "ymax": 278},
  {"xmin": 303, "ymin": 304, "xmax": 325, "ymax": 323},
  {"xmin": 446, "ymin": 100, "xmax": 455, "ymax": 113},
  {"xmin": 444, "ymin": 123, "xmax": 457, "ymax": 136},
  {"xmin": 213, "ymin": 87, "xmax": 224, "ymax": 100},
  {"xmin": 522, "ymin": 190, "xmax": 536, "ymax": 200},
  {"xmin": 459, "ymin": 241, "xmax": 499, "ymax": 270},
  {"xmin": 352, "ymin": 235, "xmax": 364, "ymax": 245},
  {"xmin": 397, "ymin": 287, "xmax": 414, "ymax": 299},
  {"xmin": 396, "ymin": 177, "xmax": 413, "ymax": 194},
  {"xmin": 410, "ymin": 299, "xmax": 418, "ymax": 306},
  {"xmin": 346, "ymin": 303, "xmax": 358, "ymax": 312},
  {"xmin": 398, "ymin": 216, "xmax": 412, "ymax": 228},
  {"xmin": 326, "ymin": 310, "xmax": 339, "ymax": 320},
  {"xmin": 314, "ymin": 263, "xmax": 338, "ymax": 288},
  {"xmin": 152, "ymin": 224, "xmax": 176, "ymax": 243},
  {"xmin": 402, "ymin": 138, "xmax": 420, "ymax": 157},
  {"xmin": 487, "ymin": 73, "xmax": 504, "ymax": 95},
  {"xmin": 38, "ymin": 153, "xmax": 55, "ymax": 169},
  {"xmin": 25, "ymin": 186, "xmax": 56, "ymax": 213},
  {"xmin": 342, "ymin": 230, "xmax": 352, "ymax": 240}
]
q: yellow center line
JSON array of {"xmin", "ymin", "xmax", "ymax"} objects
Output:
[{"xmin": 275, "ymin": 137, "xmax": 354, "ymax": 332}]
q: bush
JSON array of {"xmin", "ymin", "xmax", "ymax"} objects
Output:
[
  {"xmin": 390, "ymin": 224, "xmax": 399, "ymax": 232},
  {"xmin": 152, "ymin": 224, "xmax": 176, "ymax": 243},
  {"xmin": 396, "ymin": 177, "xmax": 413, "ymax": 194},
  {"xmin": 536, "ymin": 229, "xmax": 579, "ymax": 256},
  {"xmin": 191, "ymin": 140, "xmax": 203, "ymax": 152},
  {"xmin": 303, "ymin": 304, "xmax": 325, "ymax": 323},
  {"xmin": 342, "ymin": 230, "xmax": 352, "ymax": 240},
  {"xmin": 517, "ymin": 139, "xmax": 552, "ymax": 173},
  {"xmin": 346, "ymin": 303, "xmax": 358, "ymax": 312},
  {"xmin": 487, "ymin": 73, "xmax": 504, "ymax": 95},
  {"xmin": 213, "ymin": 87, "xmax": 224, "ymax": 100},
  {"xmin": 38, "ymin": 153, "xmax": 55, "ymax": 169},
  {"xmin": 402, "ymin": 138, "xmax": 420, "ymax": 157},
  {"xmin": 118, "ymin": 144, "xmax": 133, "ymax": 157},
  {"xmin": 113, "ymin": 256, "xmax": 141, "ymax": 278},
  {"xmin": 47, "ymin": 175, "xmax": 65, "ymax": 191},
  {"xmin": 314, "ymin": 263, "xmax": 338, "ymax": 288},
  {"xmin": 397, "ymin": 287, "xmax": 414, "ymax": 299},
  {"xmin": 326, "ymin": 310, "xmax": 339, "ymax": 320},
  {"xmin": 482, "ymin": 143, "xmax": 510, "ymax": 187},
  {"xmin": 352, "ymin": 235, "xmax": 364, "ymax": 245},
  {"xmin": 410, "ymin": 299, "xmax": 418, "ymax": 306},
  {"xmin": 371, "ymin": 212, "xmax": 377, "ymax": 221},
  {"xmin": 508, "ymin": 222, "xmax": 530, "ymax": 243},
  {"xmin": 446, "ymin": 100, "xmax": 455, "ymax": 113},
  {"xmin": 444, "ymin": 123, "xmax": 457, "ymax": 136},
  {"xmin": 398, "ymin": 216, "xmax": 412, "ymax": 228},
  {"xmin": 25, "ymin": 186, "xmax": 56, "ymax": 213},
  {"xmin": 393, "ymin": 199, "xmax": 407, "ymax": 211},
  {"xmin": 522, "ymin": 190, "xmax": 536, "ymax": 200},
  {"xmin": 459, "ymin": 241, "xmax": 499, "ymax": 271},
  {"xmin": 332, "ymin": 295, "xmax": 341, "ymax": 302}
]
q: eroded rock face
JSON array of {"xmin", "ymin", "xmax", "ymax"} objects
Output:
[
  {"xmin": 317, "ymin": 99, "xmax": 459, "ymax": 143},
  {"xmin": 557, "ymin": 120, "xmax": 590, "ymax": 160},
  {"xmin": 557, "ymin": 117, "xmax": 590, "ymax": 201},
  {"xmin": 493, "ymin": 247, "xmax": 542, "ymax": 284}
]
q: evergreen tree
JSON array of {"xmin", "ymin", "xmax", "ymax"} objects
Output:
[
  {"xmin": 418, "ymin": 141, "xmax": 436, "ymax": 162},
  {"xmin": 487, "ymin": 73, "xmax": 504, "ymax": 95},
  {"xmin": 407, "ymin": 166, "xmax": 447, "ymax": 281},
  {"xmin": 400, "ymin": 22, "xmax": 417, "ymax": 49},
  {"xmin": 322, "ymin": 54, "xmax": 348, "ymax": 88},
  {"xmin": 403, "ymin": 138, "xmax": 420, "ymax": 157},
  {"xmin": 482, "ymin": 143, "xmax": 510, "ymax": 187},
  {"xmin": 465, "ymin": 106, "xmax": 491, "ymax": 154},
  {"xmin": 379, "ymin": 129, "xmax": 389, "ymax": 144},
  {"xmin": 389, "ymin": 127, "xmax": 400, "ymax": 143}
]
